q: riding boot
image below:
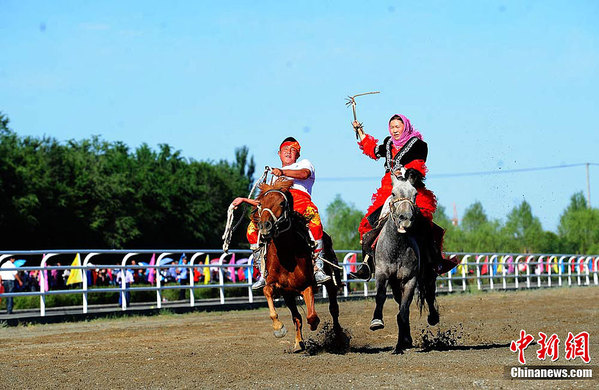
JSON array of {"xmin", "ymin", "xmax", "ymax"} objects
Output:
[
  {"xmin": 312, "ymin": 239, "xmax": 331, "ymax": 285},
  {"xmin": 430, "ymin": 223, "xmax": 460, "ymax": 275},
  {"xmin": 314, "ymin": 255, "xmax": 331, "ymax": 285},
  {"xmin": 251, "ymin": 244, "xmax": 267, "ymax": 290},
  {"xmin": 350, "ymin": 227, "xmax": 379, "ymax": 280}
]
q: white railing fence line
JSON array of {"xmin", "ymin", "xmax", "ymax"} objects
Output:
[{"xmin": 0, "ymin": 250, "xmax": 597, "ymax": 317}]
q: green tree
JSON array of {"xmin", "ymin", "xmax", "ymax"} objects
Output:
[
  {"xmin": 325, "ymin": 195, "xmax": 363, "ymax": 250},
  {"xmin": 558, "ymin": 192, "xmax": 599, "ymax": 254},
  {"xmin": 502, "ymin": 200, "xmax": 545, "ymax": 253},
  {"xmin": 460, "ymin": 202, "xmax": 505, "ymax": 252},
  {"xmin": 0, "ymin": 111, "xmax": 253, "ymax": 249}
]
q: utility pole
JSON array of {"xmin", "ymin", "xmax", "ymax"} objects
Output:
[{"xmin": 586, "ymin": 163, "xmax": 591, "ymax": 208}]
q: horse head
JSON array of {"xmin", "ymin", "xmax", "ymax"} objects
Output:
[
  {"xmin": 253, "ymin": 179, "xmax": 294, "ymax": 240},
  {"xmin": 389, "ymin": 168, "xmax": 419, "ymax": 233}
]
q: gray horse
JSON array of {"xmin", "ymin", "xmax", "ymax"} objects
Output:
[{"xmin": 370, "ymin": 169, "xmax": 440, "ymax": 354}]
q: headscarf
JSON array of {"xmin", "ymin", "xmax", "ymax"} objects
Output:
[{"xmin": 389, "ymin": 114, "xmax": 422, "ymax": 148}]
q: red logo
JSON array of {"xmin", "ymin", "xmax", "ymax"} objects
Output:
[
  {"xmin": 510, "ymin": 330, "xmax": 591, "ymax": 364},
  {"xmin": 565, "ymin": 331, "xmax": 590, "ymax": 363}
]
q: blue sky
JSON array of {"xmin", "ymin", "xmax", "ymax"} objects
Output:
[{"xmin": 1, "ymin": 1, "xmax": 598, "ymax": 232}]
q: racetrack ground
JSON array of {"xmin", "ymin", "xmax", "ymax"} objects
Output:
[{"xmin": 0, "ymin": 287, "xmax": 597, "ymax": 389}]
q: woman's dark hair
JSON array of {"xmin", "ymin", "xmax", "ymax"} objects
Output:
[{"xmin": 389, "ymin": 114, "xmax": 404, "ymax": 123}]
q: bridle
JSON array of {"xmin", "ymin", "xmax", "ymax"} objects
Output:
[
  {"xmin": 388, "ymin": 169, "xmax": 417, "ymax": 233},
  {"xmin": 256, "ymin": 189, "xmax": 292, "ymax": 238}
]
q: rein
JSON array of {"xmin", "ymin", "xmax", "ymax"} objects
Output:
[{"xmin": 222, "ymin": 166, "xmax": 271, "ymax": 253}]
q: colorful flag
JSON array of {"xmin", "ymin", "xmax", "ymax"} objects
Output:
[
  {"xmin": 204, "ymin": 255, "xmax": 211, "ymax": 284},
  {"xmin": 480, "ymin": 256, "xmax": 488, "ymax": 275},
  {"xmin": 147, "ymin": 253, "xmax": 156, "ymax": 284},
  {"xmin": 66, "ymin": 253, "xmax": 83, "ymax": 285}
]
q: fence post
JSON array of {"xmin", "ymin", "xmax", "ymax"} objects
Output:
[
  {"xmin": 189, "ymin": 252, "xmax": 205, "ymax": 307},
  {"xmin": 501, "ymin": 255, "xmax": 508, "ymax": 290},
  {"xmin": 82, "ymin": 253, "xmax": 100, "ymax": 314},
  {"xmin": 525, "ymin": 256, "xmax": 534, "ymax": 288},
  {"xmin": 537, "ymin": 256, "xmax": 544, "ymax": 288},
  {"xmin": 514, "ymin": 255, "xmax": 524, "ymax": 289},
  {"xmin": 218, "ymin": 253, "xmax": 229, "ymax": 304},
  {"xmin": 39, "ymin": 253, "xmax": 58, "ymax": 317},
  {"xmin": 584, "ymin": 256, "xmax": 592, "ymax": 286},
  {"xmin": 567, "ymin": 256, "xmax": 576, "ymax": 286},
  {"xmin": 475, "ymin": 255, "xmax": 484, "ymax": 290},
  {"xmin": 342, "ymin": 253, "xmax": 356, "ymax": 298},
  {"xmin": 489, "ymin": 255, "xmax": 498, "ymax": 290},
  {"xmin": 120, "ymin": 253, "xmax": 138, "ymax": 310},
  {"xmin": 156, "ymin": 253, "xmax": 173, "ymax": 308},
  {"xmin": 461, "ymin": 255, "xmax": 470, "ymax": 292},
  {"xmin": 558, "ymin": 256, "xmax": 567, "ymax": 286}
]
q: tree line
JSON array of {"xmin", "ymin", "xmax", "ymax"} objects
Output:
[
  {"xmin": 0, "ymin": 113, "xmax": 254, "ymax": 249},
  {"xmin": 325, "ymin": 192, "xmax": 599, "ymax": 255},
  {"xmin": 2, "ymin": 111, "xmax": 597, "ymax": 254}
]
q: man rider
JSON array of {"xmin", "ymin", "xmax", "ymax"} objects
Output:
[{"xmin": 232, "ymin": 137, "xmax": 331, "ymax": 289}]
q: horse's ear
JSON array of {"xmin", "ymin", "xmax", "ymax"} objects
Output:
[
  {"xmin": 391, "ymin": 172, "xmax": 399, "ymax": 186},
  {"xmin": 405, "ymin": 168, "xmax": 422, "ymax": 187}
]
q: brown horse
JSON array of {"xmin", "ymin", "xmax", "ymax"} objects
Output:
[{"xmin": 253, "ymin": 179, "xmax": 341, "ymax": 352}]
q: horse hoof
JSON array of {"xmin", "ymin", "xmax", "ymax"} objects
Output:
[
  {"xmin": 428, "ymin": 312, "xmax": 439, "ymax": 326},
  {"xmin": 293, "ymin": 341, "xmax": 306, "ymax": 353},
  {"xmin": 370, "ymin": 319, "xmax": 384, "ymax": 331},
  {"xmin": 274, "ymin": 324, "xmax": 287, "ymax": 338},
  {"xmin": 392, "ymin": 347, "xmax": 404, "ymax": 355},
  {"xmin": 309, "ymin": 316, "xmax": 320, "ymax": 331}
]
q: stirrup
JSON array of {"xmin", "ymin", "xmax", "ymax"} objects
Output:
[
  {"xmin": 251, "ymin": 276, "xmax": 266, "ymax": 290},
  {"xmin": 349, "ymin": 262, "xmax": 371, "ymax": 281}
]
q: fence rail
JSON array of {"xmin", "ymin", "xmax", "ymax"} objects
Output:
[{"xmin": 1, "ymin": 250, "xmax": 598, "ymax": 318}]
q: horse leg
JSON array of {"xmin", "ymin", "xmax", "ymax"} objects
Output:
[
  {"xmin": 370, "ymin": 274, "xmax": 388, "ymax": 331},
  {"xmin": 263, "ymin": 285, "xmax": 287, "ymax": 338},
  {"xmin": 301, "ymin": 285, "xmax": 320, "ymax": 331},
  {"xmin": 391, "ymin": 277, "xmax": 416, "ymax": 354},
  {"xmin": 324, "ymin": 280, "xmax": 341, "ymax": 331},
  {"xmin": 283, "ymin": 294, "xmax": 305, "ymax": 352}
]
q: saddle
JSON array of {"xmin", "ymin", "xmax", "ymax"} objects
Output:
[{"xmin": 362, "ymin": 213, "xmax": 457, "ymax": 276}]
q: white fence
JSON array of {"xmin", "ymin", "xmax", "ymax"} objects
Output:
[{"xmin": 0, "ymin": 250, "xmax": 598, "ymax": 317}]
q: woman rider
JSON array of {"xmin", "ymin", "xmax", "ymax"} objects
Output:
[{"xmin": 350, "ymin": 114, "xmax": 444, "ymax": 279}]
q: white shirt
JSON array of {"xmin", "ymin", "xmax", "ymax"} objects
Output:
[
  {"xmin": 281, "ymin": 158, "xmax": 315, "ymax": 195},
  {"xmin": 116, "ymin": 269, "xmax": 134, "ymax": 284},
  {"xmin": 0, "ymin": 261, "xmax": 18, "ymax": 281}
]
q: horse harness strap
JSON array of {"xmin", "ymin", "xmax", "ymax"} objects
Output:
[
  {"xmin": 388, "ymin": 196, "xmax": 415, "ymax": 233},
  {"xmin": 257, "ymin": 189, "xmax": 292, "ymax": 237}
]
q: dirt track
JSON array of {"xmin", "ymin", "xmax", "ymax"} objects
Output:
[{"xmin": 0, "ymin": 287, "xmax": 597, "ymax": 389}]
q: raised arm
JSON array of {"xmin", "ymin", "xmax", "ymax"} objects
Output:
[{"xmin": 353, "ymin": 120, "xmax": 380, "ymax": 160}]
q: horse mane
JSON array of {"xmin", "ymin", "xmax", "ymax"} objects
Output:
[
  {"xmin": 405, "ymin": 168, "xmax": 425, "ymax": 188},
  {"xmin": 256, "ymin": 178, "xmax": 293, "ymax": 200}
]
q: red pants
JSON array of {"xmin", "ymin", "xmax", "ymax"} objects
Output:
[
  {"xmin": 358, "ymin": 172, "xmax": 437, "ymax": 239},
  {"xmin": 247, "ymin": 188, "xmax": 323, "ymax": 245}
]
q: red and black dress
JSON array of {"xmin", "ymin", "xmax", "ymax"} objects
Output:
[{"xmin": 357, "ymin": 134, "xmax": 437, "ymax": 239}]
